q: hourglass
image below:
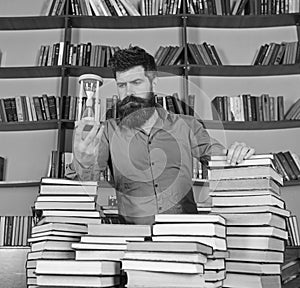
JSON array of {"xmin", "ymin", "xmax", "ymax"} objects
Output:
[{"xmin": 77, "ymin": 74, "xmax": 103, "ymax": 123}]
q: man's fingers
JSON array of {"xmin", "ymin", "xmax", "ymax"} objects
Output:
[
  {"xmin": 227, "ymin": 142, "xmax": 255, "ymax": 165},
  {"xmin": 245, "ymin": 147, "xmax": 255, "ymax": 159},
  {"xmin": 226, "ymin": 142, "xmax": 239, "ymax": 164}
]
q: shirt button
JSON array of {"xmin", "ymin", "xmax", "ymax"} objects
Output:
[
  {"xmin": 151, "ymin": 162, "xmax": 154, "ymax": 166},
  {"xmin": 155, "ymin": 184, "xmax": 158, "ymax": 187},
  {"xmin": 148, "ymin": 141, "xmax": 152, "ymax": 145},
  {"xmin": 159, "ymin": 207, "xmax": 162, "ymax": 211}
]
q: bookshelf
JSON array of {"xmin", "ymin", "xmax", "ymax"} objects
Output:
[
  {"xmin": 0, "ymin": 0, "xmax": 298, "ymax": 209},
  {"xmin": 1, "ymin": 1, "xmax": 300, "ymax": 286},
  {"xmin": 0, "ymin": 0, "xmax": 300, "ymax": 221}
]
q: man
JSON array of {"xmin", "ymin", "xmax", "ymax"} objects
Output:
[{"xmin": 68, "ymin": 46, "xmax": 255, "ymax": 224}]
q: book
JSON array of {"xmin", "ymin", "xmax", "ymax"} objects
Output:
[
  {"xmin": 87, "ymin": 224, "xmax": 151, "ymax": 237},
  {"xmin": 226, "ymin": 236, "xmax": 285, "ymax": 251},
  {"xmin": 37, "ymin": 216, "xmax": 102, "ymax": 225},
  {"xmin": 122, "ymin": 250, "xmax": 208, "ymax": 263},
  {"xmin": 126, "ymin": 240, "xmax": 213, "ymax": 255},
  {"xmin": 211, "ymin": 194, "xmax": 285, "ymax": 209},
  {"xmin": 0, "ymin": 156, "xmax": 5, "ymax": 181},
  {"xmin": 35, "ymin": 201, "xmax": 97, "ymax": 210},
  {"xmin": 226, "ymin": 261, "xmax": 281, "ymax": 274},
  {"xmin": 72, "ymin": 242, "xmax": 127, "ymax": 250},
  {"xmin": 35, "ymin": 259, "xmax": 120, "ymax": 275},
  {"xmin": 209, "ymin": 177, "xmax": 280, "ymax": 193},
  {"xmin": 211, "ymin": 205, "xmax": 290, "ymax": 218},
  {"xmin": 209, "ymin": 154, "xmax": 274, "ymax": 168},
  {"xmin": 276, "ymin": 151, "xmax": 298, "ymax": 180},
  {"xmin": 220, "ymin": 213, "xmax": 286, "ymax": 230},
  {"xmin": 80, "ymin": 235, "xmax": 145, "ymax": 244},
  {"xmin": 76, "ymin": 249, "xmax": 125, "ymax": 261},
  {"xmin": 282, "ymin": 151, "xmax": 300, "ymax": 179},
  {"xmin": 27, "ymin": 250, "xmax": 75, "ymax": 260},
  {"xmin": 41, "ymin": 210, "xmax": 101, "ymax": 218},
  {"xmin": 226, "ymin": 226, "xmax": 287, "ymax": 240},
  {"xmin": 154, "ymin": 214, "xmax": 225, "ymax": 224},
  {"xmin": 39, "ymin": 183, "xmax": 98, "ymax": 195},
  {"xmin": 122, "ymin": 259, "xmax": 204, "ymax": 274},
  {"xmin": 210, "ymin": 189, "xmax": 280, "ymax": 197},
  {"xmin": 125, "ymin": 270, "xmax": 205, "ymax": 288},
  {"xmin": 36, "ymin": 195, "xmax": 96, "ymax": 202},
  {"xmin": 228, "ymin": 249, "xmax": 284, "ymax": 263},
  {"xmin": 36, "ymin": 275, "xmax": 120, "ymax": 287},
  {"xmin": 152, "ymin": 223, "xmax": 226, "ymax": 237},
  {"xmin": 152, "ymin": 236, "xmax": 226, "ymax": 251},
  {"xmin": 31, "ymin": 240, "xmax": 75, "ymax": 252},
  {"xmin": 223, "ymin": 273, "xmax": 281, "ymax": 288},
  {"xmin": 208, "ymin": 165, "xmax": 283, "ymax": 185}
]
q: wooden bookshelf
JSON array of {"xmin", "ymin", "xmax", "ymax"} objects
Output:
[{"xmin": 201, "ymin": 120, "xmax": 300, "ymax": 131}]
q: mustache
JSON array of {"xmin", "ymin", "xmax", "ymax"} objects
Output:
[{"xmin": 118, "ymin": 95, "xmax": 150, "ymax": 107}]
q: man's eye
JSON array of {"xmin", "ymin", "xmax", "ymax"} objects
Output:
[
  {"xmin": 133, "ymin": 80, "xmax": 142, "ymax": 85},
  {"xmin": 117, "ymin": 83, "xmax": 126, "ymax": 88}
]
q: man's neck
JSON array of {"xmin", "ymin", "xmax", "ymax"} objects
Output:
[{"xmin": 141, "ymin": 109, "xmax": 159, "ymax": 134}]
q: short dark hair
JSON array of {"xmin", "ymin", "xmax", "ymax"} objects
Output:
[{"xmin": 109, "ymin": 46, "xmax": 157, "ymax": 80}]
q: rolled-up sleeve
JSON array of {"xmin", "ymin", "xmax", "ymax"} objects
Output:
[{"xmin": 189, "ymin": 118, "xmax": 225, "ymax": 164}]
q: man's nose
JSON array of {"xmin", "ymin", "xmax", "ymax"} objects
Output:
[{"xmin": 125, "ymin": 83, "xmax": 134, "ymax": 97}]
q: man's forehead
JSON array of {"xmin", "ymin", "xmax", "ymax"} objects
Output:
[{"xmin": 116, "ymin": 66, "xmax": 146, "ymax": 81}]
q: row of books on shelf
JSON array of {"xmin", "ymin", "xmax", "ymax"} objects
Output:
[
  {"xmin": 286, "ymin": 215, "xmax": 300, "ymax": 246},
  {"xmin": 273, "ymin": 151, "xmax": 300, "ymax": 182},
  {"xmin": 253, "ymin": 41, "xmax": 300, "ymax": 66},
  {"xmin": 154, "ymin": 43, "xmax": 222, "ymax": 67},
  {"xmin": 43, "ymin": 0, "xmax": 300, "ymax": 16},
  {"xmin": 0, "ymin": 94, "xmax": 59, "ymax": 123},
  {"xmin": 0, "ymin": 92, "xmax": 195, "ymax": 124},
  {"xmin": 0, "ymin": 216, "xmax": 33, "ymax": 246},
  {"xmin": 35, "ymin": 41, "xmax": 300, "ymax": 68},
  {"xmin": 211, "ymin": 94, "xmax": 286, "ymax": 122},
  {"xmin": 38, "ymin": 42, "xmax": 120, "ymax": 68}
]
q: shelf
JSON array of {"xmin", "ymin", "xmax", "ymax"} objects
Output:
[
  {"xmin": 187, "ymin": 13, "xmax": 299, "ymax": 28},
  {"xmin": 0, "ymin": 66, "xmax": 62, "ymax": 79},
  {"xmin": 0, "ymin": 14, "xmax": 299, "ymax": 30},
  {"xmin": 188, "ymin": 64, "xmax": 300, "ymax": 77},
  {"xmin": 67, "ymin": 65, "xmax": 185, "ymax": 78},
  {"xmin": 0, "ymin": 120, "xmax": 59, "ymax": 131},
  {"xmin": 0, "ymin": 180, "xmax": 40, "ymax": 187},
  {"xmin": 69, "ymin": 15, "xmax": 184, "ymax": 29},
  {"xmin": 0, "ymin": 246, "xmax": 30, "ymax": 249},
  {"xmin": 201, "ymin": 120, "xmax": 300, "ymax": 130},
  {"xmin": 0, "ymin": 16, "xmax": 65, "ymax": 30},
  {"xmin": 284, "ymin": 179, "xmax": 300, "ymax": 187}
]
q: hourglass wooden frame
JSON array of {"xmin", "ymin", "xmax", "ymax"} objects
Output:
[{"xmin": 77, "ymin": 74, "xmax": 103, "ymax": 122}]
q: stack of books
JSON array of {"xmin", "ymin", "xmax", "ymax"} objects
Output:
[
  {"xmin": 72, "ymin": 223, "xmax": 151, "ymax": 262},
  {"xmin": 208, "ymin": 154, "xmax": 290, "ymax": 288},
  {"xmin": 72, "ymin": 223, "xmax": 152, "ymax": 286},
  {"xmin": 122, "ymin": 240, "xmax": 211, "ymax": 288},
  {"xmin": 146, "ymin": 214, "xmax": 228, "ymax": 287},
  {"xmin": 26, "ymin": 177, "xmax": 101, "ymax": 288}
]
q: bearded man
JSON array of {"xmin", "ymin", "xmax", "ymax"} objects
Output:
[{"xmin": 67, "ymin": 46, "xmax": 255, "ymax": 225}]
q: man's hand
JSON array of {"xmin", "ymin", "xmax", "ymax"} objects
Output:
[
  {"xmin": 73, "ymin": 119, "xmax": 104, "ymax": 168},
  {"xmin": 223, "ymin": 142, "xmax": 255, "ymax": 165}
]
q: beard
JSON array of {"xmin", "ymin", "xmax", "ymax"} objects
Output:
[{"xmin": 117, "ymin": 92, "xmax": 156, "ymax": 129}]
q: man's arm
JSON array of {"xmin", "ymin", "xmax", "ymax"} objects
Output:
[{"xmin": 189, "ymin": 118, "xmax": 255, "ymax": 165}]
